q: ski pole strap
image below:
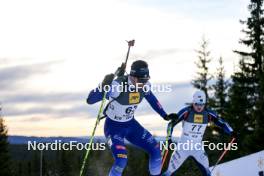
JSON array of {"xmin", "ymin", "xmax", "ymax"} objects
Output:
[{"xmin": 99, "ymin": 115, "xmax": 106, "ymax": 120}]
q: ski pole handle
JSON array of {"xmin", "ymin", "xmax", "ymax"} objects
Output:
[{"xmin": 114, "ymin": 40, "xmax": 135, "ymax": 77}]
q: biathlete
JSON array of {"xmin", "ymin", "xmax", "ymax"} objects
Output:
[
  {"xmin": 87, "ymin": 60, "xmax": 177, "ymax": 176},
  {"xmin": 163, "ymin": 90, "xmax": 236, "ymax": 176}
]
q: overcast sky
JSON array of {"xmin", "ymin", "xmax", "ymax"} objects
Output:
[{"xmin": 0, "ymin": 0, "xmax": 249, "ymax": 137}]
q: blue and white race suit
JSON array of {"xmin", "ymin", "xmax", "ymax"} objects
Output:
[{"xmin": 164, "ymin": 106, "xmax": 233, "ymax": 176}]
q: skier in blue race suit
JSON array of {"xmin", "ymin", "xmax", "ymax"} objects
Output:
[
  {"xmin": 87, "ymin": 60, "xmax": 177, "ymax": 176},
  {"xmin": 163, "ymin": 90, "xmax": 237, "ymax": 176}
]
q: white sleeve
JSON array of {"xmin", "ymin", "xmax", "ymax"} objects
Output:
[{"xmin": 108, "ymin": 80, "xmax": 121, "ymax": 98}]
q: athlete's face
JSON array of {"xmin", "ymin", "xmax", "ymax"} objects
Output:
[
  {"xmin": 130, "ymin": 76, "xmax": 148, "ymax": 88},
  {"xmin": 193, "ymin": 103, "xmax": 205, "ymax": 112}
]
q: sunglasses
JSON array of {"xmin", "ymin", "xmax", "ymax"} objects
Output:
[
  {"xmin": 194, "ymin": 103, "xmax": 205, "ymax": 107},
  {"xmin": 137, "ymin": 77, "xmax": 150, "ymax": 84}
]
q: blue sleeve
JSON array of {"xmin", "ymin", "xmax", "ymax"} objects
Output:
[
  {"xmin": 86, "ymin": 87, "xmax": 111, "ymax": 104},
  {"xmin": 207, "ymin": 109, "xmax": 233, "ymax": 135},
  {"xmin": 144, "ymin": 90, "xmax": 167, "ymax": 118},
  {"xmin": 177, "ymin": 106, "xmax": 189, "ymax": 121}
]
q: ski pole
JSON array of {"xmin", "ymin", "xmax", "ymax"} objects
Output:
[
  {"xmin": 79, "ymin": 92, "xmax": 107, "ymax": 176},
  {"xmin": 79, "ymin": 40, "xmax": 135, "ymax": 176},
  {"xmin": 161, "ymin": 122, "xmax": 173, "ymax": 169},
  {"xmin": 210, "ymin": 137, "xmax": 236, "ymax": 173},
  {"xmin": 162, "ymin": 150, "xmax": 169, "ymax": 169},
  {"xmin": 125, "ymin": 40, "xmax": 135, "ymax": 66},
  {"xmin": 161, "ymin": 124, "xmax": 172, "ymax": 156},
  {"xmin": 96, "ymin": 40, "xmax": 135, "ymax": 122},
  {"xmin": 161, "ymin": 119, "xmax": 182, "ymax": 169}
]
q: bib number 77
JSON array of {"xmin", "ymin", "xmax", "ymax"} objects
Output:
[{"xmin": 192, "ymin": 124, "xmax": 202, "ymax": 132}]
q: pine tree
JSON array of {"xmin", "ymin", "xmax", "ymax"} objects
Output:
[
  {"xmin": 192, "ymin": 36, "xmax": 213, "ymax": 101},
  {"xmin": 59, "ymin": 148, "xmax": 73, "ymax": 176},
  {"xmin": 27, "ymin": 161, "xmax": 32, "ymax": 176},
  {"xmin": 32, "ymin": 151, "xmax": 40, "ymax": 175},
  {"xmin": 228, "ymin": 0, "xmax": 264, "ymax": 154},
  {"xmin": 212, "ymin": 57, "xmax": 229, "ymax": 117},
  {"xmin": 209, "ymin": 57, "xmax": 232, "ymax": 162},
  {"xmin": 0, "ymin": 104, "xmax": 12, "ymax": 176}
]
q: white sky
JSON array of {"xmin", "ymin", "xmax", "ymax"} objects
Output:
[{"xmin": 0, "ymin": 0, "xmax": 249, "ymax": 137}]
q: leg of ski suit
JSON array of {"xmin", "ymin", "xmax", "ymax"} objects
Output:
[
  {"xmin": 104, "ymin": 118, "xmax": 162, "ymax": 176},
  {"xmin": 126, "ymin": 119, "xmax": 162, "ymax": 176},
  {"xmin": 105, "ymin": 118, "xmax": 128, "ymax": 176},
  {"xmin": 191, "ymin": 150, "xmax": 211, "ymax": 176},
  {"xmin": 163, "ymin": 147, "xmax": 188, "ymax": 176},
  {"xmin": 164, "ymin": 149, "xmax": 211, "ymax": 176}
]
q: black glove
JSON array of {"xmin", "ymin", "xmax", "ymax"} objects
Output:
[
  {"xmin": 164, "ymin": 113, "xmax": 178, "ymax": 121},
  {"xmin": 116, "ymin": 63, "xmax": 126, "ymax": 77},
  {"xmin": 101, "ymin": 73, "xmax": 115, "ymax": 89}
]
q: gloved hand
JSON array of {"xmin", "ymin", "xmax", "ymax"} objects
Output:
[
  {"xmin": 164, "ymin": 113, "xmax": 178, "ymax": 121},
  {"xmin": 116, "ymin": 63, "xmax": 126, "ymax": 77},
  {"xmin": 101, "ymin": 73, "xmax": 115, "ymax": 90}
]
